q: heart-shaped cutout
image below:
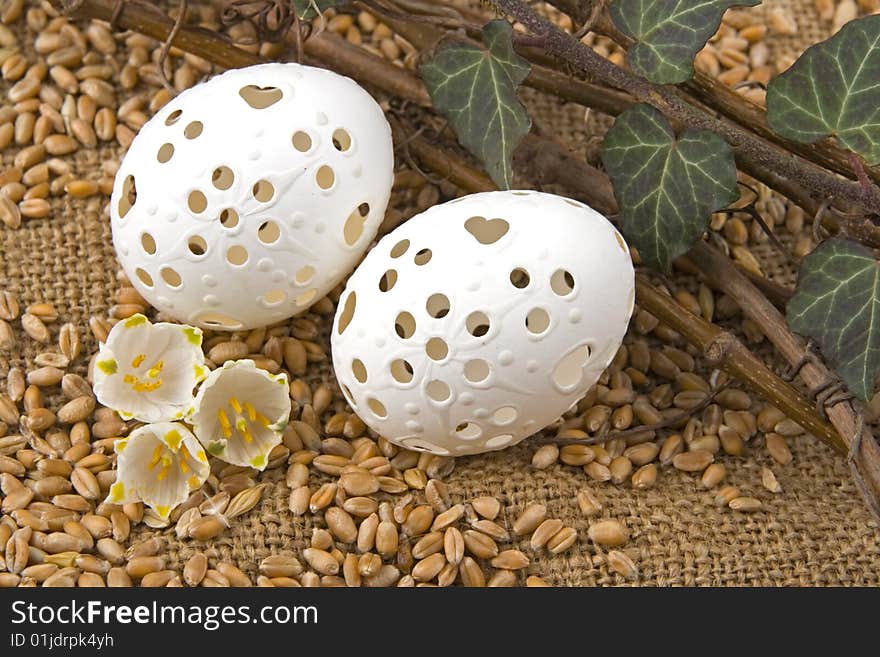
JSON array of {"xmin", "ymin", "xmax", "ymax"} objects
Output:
[
  {"xmin": 238, "ymin": 85, "xmax": 283, "ymax": 109},
  {"xmin": 464, "ymin": 216, "xmax": 510, "ymax": 245}
]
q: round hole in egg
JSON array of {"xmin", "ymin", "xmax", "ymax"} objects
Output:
[
  {"xmin": 551, "ymin": 269, "xmax": 576, "ymax": 296},
  {"xmin": 425, "ymin": 337, "xmax": 448, "ymax": 361},
  {"xmin": 367, "ymin": 397, "xmax": 387, "ymax": 418},
  {"xmin": 379, "ymin": 269, "xmax": 397, "ymax": 292},
  {"xmin": 118, "ymin": 175, "xmax": 136, "ymax": 218},
  {"xmin": 187, "ymin": 234, "xmax": 207, "ymax": 256},
  {"xmin": 295, "ymin": 266, "xmax": 315, "ymax": 286},
  {"xmin": 464, "ymin": 359, "xmax": 490, "ymax": 383},
  {"xmin": 390, "ymin": 239, "xmax": 409, "ymax": 258},
  {"xmin": 337, "ymin": 292, "xmax": 356, "ymax": 335},
  {"xmin": 316, "ymin": 165, "xmax": 335, "ymax": 190},
  {"xmin": 252, "ymin": 179, "xmax": 274, "ymax": 202},
  {"xmin": 426, "ymin": 293, "xmax": 450, "ymax": 318},
  {"xmin": 184, "ymin": 121, "xmax": 203, "ymax": 139},
  {"xmin": 526, "ymin": 308, "xmax": 551, "ymax": 335},
  {"xmin": 135, "ymin": 268, "xmax": 153, "ymax": 287},
  {"xmin": 140, "ymin": 232, "xmax": 156, "ymax": 255},
  {"xmin": 262, "ymin": 289, "xmax": 286, "ymax": 305},
  {"xmin": 157, "ymin": 143, "xmax": 174, "ymax": 163},
  {"xmin": 352, "ymin": 358, "xmax": 368, "ymax": 383},
  {"xmin": 454, "ymin": 422, "xmax": 482, "ymax": 440},
  {"xmin": 226, "ymin": 245, "xmax": 249, "ymax": 266},
  {"xmin": 258, "ymin": 220, "xmax": 281, "ymax": 244},
  {"xmin": 413, "ymin": 248, "xmax": 432, "ymax": 265},
  {"xmin": 332, "ymin": 128, "xmax": 352, "ymax": 151},
  {"xmin": 187, "ymin": 190, "xmax": 207, "ymax": 214},
  {"xmin": 390, "ymin": 359, "xmax": 413, "ymax": 384},
  {"xmin": 292, "ymin": 130, "xmax": 312, "ymax": 152},
  {"xmin": 510, "ymin": 267, "xmax": 530, "ymax": 289},
  {"xmin": 160, "ymin": 267, "xmax": 182, "ymax": 288},
  {"xmin": 394, "ymin": 312, "xmax": 416, "ymax": 339},
  {"xmin": 219, "ymin": 208, "xmax": 239, "ymax": 228},
  {"xmin": 492, "ymin": 406, "xmax": 517, "ymax": 426},
  {"xmin": 212, "ymin": 166, "xmax": 234, "ymax": 190},
  {"xmin": 426, "ymin": 380, "xmax": 450, "ymax": 402},
  {"xmin": 466, "ymin": 311, "xmax": 490, "ymax": 338}
]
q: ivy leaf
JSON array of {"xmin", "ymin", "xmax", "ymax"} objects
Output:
[
  {"xmin": 601, "ymin": 103, "xmax": 738, "ymax": 272},
  {"xmin": 609, "ymin": 0, "xmax": 760, "ymax": 84},
  {"xmin": 767, "ymin": 14, "xmax": 880, "ymax": 165},
  {"xmin": 419, "ymin": 20, "xmax": 531, "ymax": 189},
  {"xmin": 787, "ymin": 238, "xmax": 880, "ymax": 400},
  {"xmin": 294, "ymin": 0, "xmax": 345, "ymax": 20}
]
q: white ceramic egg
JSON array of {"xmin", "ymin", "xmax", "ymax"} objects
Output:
[
  {"xmin": 110, "ymin": 63, "xmax": 394, "ymax": 330},
  {"xmin": 331, "ymin": 190, "xmax": 635, "ymax": 456}
]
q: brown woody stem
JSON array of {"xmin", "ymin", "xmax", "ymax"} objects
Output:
[
  {"xmin": 689, "ymin": 240, "xmax": 880, "ymax": 516},
  {"xmin": 489, "ymin": 0, "xmax": 880, "ymax": 216}
]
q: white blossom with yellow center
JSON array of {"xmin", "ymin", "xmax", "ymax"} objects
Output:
[
  {"xmin": 187, "ymin": 359, "xmax": 290, "ymax": 470},
  {"xmin": 92, "ymin": 314, "xmax": 208, "ymax": 422},
  {"xmin": 106, "ymin": 422, "xmax": 209, "ymax": 520}
]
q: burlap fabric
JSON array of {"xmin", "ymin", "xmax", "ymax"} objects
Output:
[{"xmin": 2, "ymin": 0, "xmax": 879, "ymax": 586}]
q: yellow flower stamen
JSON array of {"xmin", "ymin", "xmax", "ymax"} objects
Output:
[
  {"xmin": 156, "ymin": 454, "xmax": 173, "ymax": 481},
  {"xmin": 131, "ymin": 354, "xmax": 146, "ymax": 368},
  {"xmin": 236, "ymin": 417, "xmax": 254, "ymax": 443},
  {"xmin": 188, "ymin": 475, "xmax": 200, "ymax": 489},
  {"xmin": 243, "ymin": 401, "xmax": 257, "ymax": 422},
  {"xmin": 179, "ymin": 459, "xmax": 189, "ymax": 474},
  {"xmin": 147, "ymin": 360, "xmax": 164, "ymax": 378},
  {"xmin": 218, "ymin": 408, "xmax": 232, "ymax": 438},
  {"xmin": 255, "ymin": 412, "xmax": 271, "ymax": 428},
  {"xmin": 229, "ymin": 397, "xmax": 242, "ymax": 415},
  {"xmin": 148, "ymin": 444, "xmax": 163, "ymax": 469},
  {"xmin": 123, "ymin": 374, "xmax": 163, "ymax": 392}
]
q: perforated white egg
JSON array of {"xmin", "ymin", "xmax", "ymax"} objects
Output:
[
  {"xmin": 110, "ymin": 63, "xmax": 394, "ymax": 331},
  {"xmin": 331, "ymin": 190, "xmax": 635, "ymax": 456}
]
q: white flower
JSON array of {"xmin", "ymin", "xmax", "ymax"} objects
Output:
[
  {"xmin": 92, "ymin": 314, "xmax": 208, "ymax": 422},
  {"xmin": 106, "ymin": 422, "xmax": 209, "ymax": 520},
  {"xmin": 187, "ymin": 360, "xmax": 290, "ymax": 470}
]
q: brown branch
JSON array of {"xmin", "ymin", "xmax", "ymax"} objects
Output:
[
  {"xmin": 388, "ymin": 118, "xmax": 497, "ymax": 194},
  {"xmin": 689, "ymin": 240, "xmax": 880, "ymax": 516},
  {"xmin": 635, "ymin": 276, "xmax": 845, "ymax": 454},
  {"xmin": 488, "ymin": 0, "xmax": 880, "ymax": 216},
  {"xmin": 584, "ymin": 9, "xmax": 880, "ymax": 189},
  {"xmin": 60, "ymin": 0, "xmax": 264, "ymax": 67}
]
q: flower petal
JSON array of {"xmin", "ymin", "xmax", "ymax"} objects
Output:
[
  {"xmin": 92, "ymin": 314, "xmax": 205, "ymax": 422},
  {"xmin": 106, "ymin": 422, "xmax": 209, "ymax": 519},
  {"xmin": 188, "ymin": 360, "xmax": 290, "ymax": 470}
]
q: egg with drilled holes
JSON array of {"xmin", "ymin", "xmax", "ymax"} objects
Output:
[
  {"xmin": 110, "ymin": 63, "xmax": 394, "ymax": 330},
  {"xmin": 331, "ymin": 190, "xmax": 635, "ymax": 456}
]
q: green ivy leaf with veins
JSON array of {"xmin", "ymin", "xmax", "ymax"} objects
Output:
[
  {"xmin": 767, "ymin": 14, "xmax": 880, "ymax": 165},
  {"xmin": 610, "ymin": 0, "xmax": 760, "ymax": 84},
  {"xmin": 602, "ymin": 103, "xmax": 738, "ymax": 272},
  {"xmin": 787, "ymin": 238, "xmax": 880, "ymax": 400},
  {"xmin": 294, "ymin": 0, "xmax": 345, "ymax": 20},
  {"xmin": 419, "ymin": 20, "xmax": 531, "ymax": 189}
]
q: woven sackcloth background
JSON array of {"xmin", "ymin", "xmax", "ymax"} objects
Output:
[{"xmin": 1, "ymin": 0, "xmax": 879, "ymax": 586}]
